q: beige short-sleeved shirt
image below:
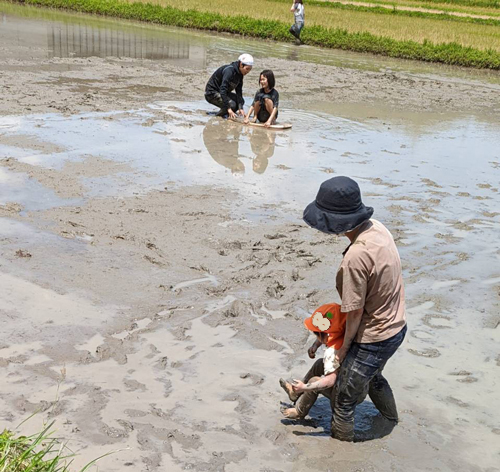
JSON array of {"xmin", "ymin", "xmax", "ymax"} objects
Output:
[{"xmin": 336, "ymin": 219, "xmax": 406, "ymax": 343}]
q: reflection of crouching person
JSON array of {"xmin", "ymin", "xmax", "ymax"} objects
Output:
[{"xmin": 280, "ymin": 304, "xmax": 366, "ymax": 419}]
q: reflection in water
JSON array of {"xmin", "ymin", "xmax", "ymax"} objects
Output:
[
  {"xmin": 203, "ymin": 119, "xmax": 245, "ymax": 174},
  {"xmin": 47, "ymin": 22, "xmax": 206, "ymax": 64},
  {"xmin": 202, "ymin": 119, "xmax": 277, "ymax": 174},
  {"xmin": 250, "ymin": 128, "xmax": 276, "ymax": 174}
]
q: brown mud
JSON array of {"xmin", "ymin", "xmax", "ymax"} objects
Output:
[{"xmin": 1, "ymin": 3, "xmax": 500, "ymax": 472}]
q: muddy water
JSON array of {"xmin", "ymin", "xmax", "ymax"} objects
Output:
[
  {"xmin": 1, "ymin": 3, "xmax": 500, "ymax": 472},
  {"xmin": 3, "ymin": 0, "xmax": 500, "ymax": 85}
]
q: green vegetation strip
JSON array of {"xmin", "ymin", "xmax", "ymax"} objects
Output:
[
  {"xmin": 0, "ymin": 422, "xmax": 104, "ymax": 472},
  {"xmin": 268, "ymin": 0, "xmax": 500, "ymax": 26},
  {"xmin": 11, "ymin": 0, "xmax": 500, "ymax": 69},
  {"xmin": 396, "ymin": 0, "xmax": 500, "ymax": 8}
]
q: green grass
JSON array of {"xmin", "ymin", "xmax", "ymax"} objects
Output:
[
  {"xmin": 390, "ymin": 0, "xmax": 500, "ymax": 8},
  {"xmin": 130, "ymin": 0, "xmax": 500, "ymax": 51},
  {"xmin": 320, "ymin": 0, "xmax": 500, "ymax": 18},
  {"xmin": 9, "ymin": 0, "xmax": 500, "ymax": 69},
  {"xmin": 0, "ymin": 421, "xmax": 104, "ymax": 472},
  {"xmin": 267, "ymin": 0, "xmax": 500, "ymax": 27}
]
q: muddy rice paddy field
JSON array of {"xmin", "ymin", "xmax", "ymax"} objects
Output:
[{"xmin": 1, "ymin": 3, "xmax": 500, "ymax": 471}]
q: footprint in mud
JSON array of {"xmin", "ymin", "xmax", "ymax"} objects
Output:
[
  {"xmin": 434, "ymin": 233, "xmax": 461, "ymax": 244},
  {"xmin": 410, "ymin": 329, "xmax": 434, "ymax": 341},
  {"xmin": 446, "ymin": 396, "xmax": 469, "ymax": 408},
  {"xmin": 408, "ymin": 347, "xmax": 441, "ymax": 358},
  {"xmin": 448, "ymin": 370, "xmax": 478, "ymax": 383},
  {"xmin": 239, "ymin": 372, "xmax": 265, "ymax": 385},
  {"xmin": 422, "ymin": 314, "xmax": 456, "ymax": 329},
  {"xmin": 421, "ymin": 178, "xmax": 441, "ymax": 188}
]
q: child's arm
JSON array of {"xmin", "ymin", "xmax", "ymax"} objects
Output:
[
  {"xmin": 291, "ymin": 371, "xmax": 338, "ymax": 392},
  {"xmin": 290, "ymin": 2, "xmax": 296, "ymax": 12},
  {"xmin": 308, "ymin": 338, "xmax": 322, "ymax": 359},
  {"xmin": 264, "ymin": 107, "xmax": 278, "ymax": 128},
  {"xmin": 243, "ymin": 105, "xmax": 255, "ymax": 124}
]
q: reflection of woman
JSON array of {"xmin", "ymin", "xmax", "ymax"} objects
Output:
[
  {"xmin": 248, "ymin": 128, "xmax": 276, "ymax": 174},
  {"xmin": 202, "ymin": 119, "xmax": 245, "ymax": 173}
]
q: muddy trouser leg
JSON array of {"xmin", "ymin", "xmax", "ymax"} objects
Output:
[
  {"xmin": 303, "ymin": 358, "xmax": 325, "ymax": 383},
  {"xmin": 331, "ymin": 325, "xmax": 407, "ymax": 442},
  {"xmin": 295, "ymin": 376, "xmax": 333, "ymax": 418},
  {"xmin": 205, "ymin": 92, "xmax": 238, "ymax": 114},
  {"xmin": 286, "ymin": 358, "xmax": 324, "ymax": 407},
  {"xmin": 295, "ymin": 21, "xmax": 304, "ymax": 40}
]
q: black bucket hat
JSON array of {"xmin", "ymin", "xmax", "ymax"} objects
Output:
[{"xmin": 303, "ymin": 176, "xmax": 374, "ymax": 234}]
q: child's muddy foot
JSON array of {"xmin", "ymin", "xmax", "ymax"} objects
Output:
[
  {"xmin": 279, "ymin": 378, "xmax": 299, "ymax": 402},
  {"xmin": 282, "ymin": 407, "xmax": 302, "ymax": 419}
]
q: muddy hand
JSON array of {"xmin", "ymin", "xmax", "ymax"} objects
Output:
[
  {"xmin": 291, "ymin": 379, "xmax": 306, "ymax": 393},
  {"xmin": 308, "ymin": 345, "xmax": 317, "ymax": 359}
]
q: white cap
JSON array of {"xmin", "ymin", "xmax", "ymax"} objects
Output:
[{"xmin": 238, "ymin": 53, "xmax": 254, "ymax": 66}]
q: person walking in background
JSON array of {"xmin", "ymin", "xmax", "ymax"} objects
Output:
[
  {"xmin": 205, "ymin": 53, "xmax": 254, "ymax": 119},
  {"xmin": 290, "ymin": 0, "xmax": 305, "ymax": 44},
  {"xmin": 302, "ymin": 176, "xmax": 407, "ymax": 441}
]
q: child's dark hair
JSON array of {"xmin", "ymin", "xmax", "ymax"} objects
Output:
[
  {"xmin": 295, "ymin": 0, "xmax": 303, "ymax": 4},
  {"xmin": 260, "ymin": 70, "xmax": 275, "ymax": 89}
]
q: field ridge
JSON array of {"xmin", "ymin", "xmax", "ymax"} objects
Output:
[{"xmin": 8, "ymin": 0, "xmax": 500, "ymax": 69}]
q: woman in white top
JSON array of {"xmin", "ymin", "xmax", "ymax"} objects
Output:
[{"xmin": 290, "ymin": 0, "xmax": 305, "ymax": 42}]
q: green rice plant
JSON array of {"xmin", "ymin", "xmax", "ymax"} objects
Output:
[
  {"xmin": 318, "ymin": 0, "xmax": 500, "ymax": 18},
  {"xmin": 9, "ymin": 0, "xmax": 500, "ymax": 69},
  {"xmin": 269, "ymin": 0, "xmax": 500, "ymax": 27},
  {"xmin": 0, "ymin": 420, "xmax": 110, "ymax": 472},
  {"xmin": 124, "ymin": 0, "xmax": 500, "ymax": 51}
]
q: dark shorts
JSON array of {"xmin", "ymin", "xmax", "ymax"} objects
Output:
[{"xmin": 256, "ymin": 96, "xmax": 278, "ymax": 123}]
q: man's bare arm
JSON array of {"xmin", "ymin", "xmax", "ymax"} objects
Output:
[{"xmin": 336, "ymin": 308, "xmax": 363, "ymax": 363}]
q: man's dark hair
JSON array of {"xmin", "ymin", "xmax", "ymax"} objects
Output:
[{"xmin": 260, "ymin": 70, "xmax": 275, "ymax": 89}]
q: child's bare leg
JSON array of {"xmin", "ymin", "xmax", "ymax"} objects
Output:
[
  {"xmin": 264, "ymin": 98, "xmax": 275, "ymax": 123},
  {"xmin": 282, "ymin": 376, "xmax": 323, "ymax": 419},
  {"xmin": 253, "ymin": 102, "xmax": 261, "ymax": 121}
]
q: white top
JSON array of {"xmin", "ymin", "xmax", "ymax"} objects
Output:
[
  {"xmin": 323, "ymin": 347, "xmax": 340, "ymax": 375},
  {"xmin": 294, "ymin": 4, "xmax": 305, "ymax": 22}
]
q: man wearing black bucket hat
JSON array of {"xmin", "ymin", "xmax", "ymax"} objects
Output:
[{"xmin": 302, "ymin": 176, "xmax": 407, "ymax": 442}]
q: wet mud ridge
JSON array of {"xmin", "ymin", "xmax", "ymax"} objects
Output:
[{"xmin": 1, "ymin": 4, "xmax": 500, "ymax": 472}]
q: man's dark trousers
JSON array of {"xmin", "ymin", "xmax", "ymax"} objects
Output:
[
  {"xmin": 205, "ymin": 92, "xmax": 238, "ymax": 115},
  {"xmin": 331, "ymin": 325, "xmax": 407, "ymax": 441}
]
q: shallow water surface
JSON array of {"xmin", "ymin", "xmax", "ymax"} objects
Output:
[{"xmin": 1, "ymin": 2, "xmax": 500, "ymax": 470}]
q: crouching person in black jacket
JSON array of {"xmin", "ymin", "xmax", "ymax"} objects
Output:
[{"xmin": 205, "ymin": 54, "xmax": 254, "ymax": 119}]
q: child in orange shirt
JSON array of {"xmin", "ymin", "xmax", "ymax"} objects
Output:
[{"xmin": 280, "ymin": 303, "xmax": 346, "ymax": 419}]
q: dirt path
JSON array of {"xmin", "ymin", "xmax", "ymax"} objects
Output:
[{"xmin": 324, "ymin": 0, "xmax": 500, "ymax": 20}]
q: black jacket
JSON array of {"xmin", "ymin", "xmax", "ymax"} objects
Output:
[{"xmin": 205, "ymin": 61, "xmax": 245, "ymax": 110}]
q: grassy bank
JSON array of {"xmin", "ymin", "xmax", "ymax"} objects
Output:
[
  {"xmin": 265, "ymin": 0, "xmax": 500, "ymax": 27},
  {"xmin": 11, "ymin": 0, "xmax": 500, "ymax": 69},
  {"xmin": 319, "ymin": 0, "xmax": 500, "ymax": 18},
  {"xmin": 129, "ymin": 0, "xmax": 500, "ymax": 51},
  {"xmin": 0, "ymin": 422, "xmax": 103, "ymax": 471}
]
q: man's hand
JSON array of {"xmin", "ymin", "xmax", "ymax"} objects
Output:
[
  {"xmin": 334, "ymin": 346, "xmax": 349, "ymax": 366},
  {"xmin": 238, "ymin": 109, "xmax": 245, "ymax": 117},
  {"xmin": 243, "ymin": 117, "xmax": 249, "ymax": 124},
  {"xmin": 291, "ymin": 379, "xmax": 306, "ymax": 394},
  {"xmin": 228, "ymin": 109, "xmax": 237, "ymax": 119}
]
